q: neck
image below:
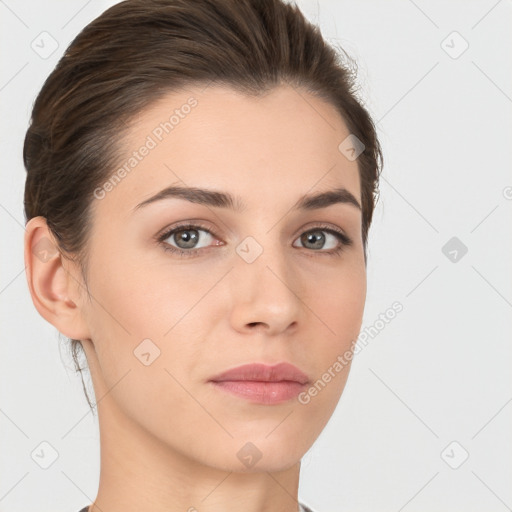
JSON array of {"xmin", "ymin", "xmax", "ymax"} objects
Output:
[{"xmin": 87, "ymin": 391, "xmax": 302, "ymax": 512}]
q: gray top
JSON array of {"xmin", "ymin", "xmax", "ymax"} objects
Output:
[{"xmin": 79, "ymin": 502, "xmax": 315, "ymax": 512}]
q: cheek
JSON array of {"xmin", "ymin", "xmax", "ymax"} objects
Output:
[
  {"xmin": 307, "ymin": 259, "xmax": 367, "ymax": 346},
  {"xmin": 83, "ymin": 255, "xmax": 207, "ymax": 440},
  {"xmin": 86, "ymin": 238, "xmax": 209, "ymax": 342},
  {"xmin": 84, "ymin": 237, "xmax": 219, "ymax": 378},
  {"xmin": 299, "ymin": 262, "xmax": 365, "ymax": 403}
]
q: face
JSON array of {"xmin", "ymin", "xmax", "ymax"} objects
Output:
[{"xmin": 76, "ymin": 84, "xmax": 366, "ymax": 472}]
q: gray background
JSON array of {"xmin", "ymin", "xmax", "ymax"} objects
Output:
[{"xmin": 1, "ymin": 1, "xmax": 511, "ymax": 511}]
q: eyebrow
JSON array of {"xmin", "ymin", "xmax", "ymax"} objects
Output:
[{"xmin": 132, "ymin": 185, "xmax": 361, "ymax": 213}]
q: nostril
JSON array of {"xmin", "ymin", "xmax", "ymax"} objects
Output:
[{"xmin": 248, "ymin": 322, "xmax": 265, "ymax": 328}]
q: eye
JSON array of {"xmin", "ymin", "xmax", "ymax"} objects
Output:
[
  {"xmin": 158, "ymin": 223, "xmax": 219, "ymax": 257},
  {"xmin": 292, "ymin": 226, "xmax": 352, "ymax": 256}
]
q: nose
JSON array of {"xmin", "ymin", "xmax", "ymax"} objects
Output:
[{"xmin": 228, "ymin": 244, "xmax": 302, "ymax": 336}]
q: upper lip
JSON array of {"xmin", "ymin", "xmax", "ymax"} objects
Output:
[{"xmin": 209, "ymin": 362, "xmax": 309, "ymax": 385}]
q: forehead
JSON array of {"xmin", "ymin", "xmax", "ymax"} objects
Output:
[{"xmin": 93, "ymin": 84, "xmax": 361, "ymax": 219}]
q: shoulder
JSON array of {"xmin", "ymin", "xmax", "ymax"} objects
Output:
[{"xmin": 299, "ymin": 502, "xmax": 317, "ymax": 512}]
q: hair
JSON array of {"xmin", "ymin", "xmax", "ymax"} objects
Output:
[{"xmin": 23, "ymin": 0, "xmax": 383, "ymax": 410}]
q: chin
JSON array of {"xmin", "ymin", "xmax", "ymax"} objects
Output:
[{"xmin": 207, "ymin": 432, "xmax": 309, "ymax": 474}]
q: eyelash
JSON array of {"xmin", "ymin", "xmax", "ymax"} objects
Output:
[{"xmin": 156, "ymin": 222, "xmax": 353, "ymax": 258}]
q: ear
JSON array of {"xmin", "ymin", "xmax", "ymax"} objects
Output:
[{"xmin": 24, "ymin": 216, "xmax": 91, "ymax": 341}]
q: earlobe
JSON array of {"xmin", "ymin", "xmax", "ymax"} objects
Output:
[{"xmin": 24, "ymin": 216, "xmax": 91, "ymax": 341}]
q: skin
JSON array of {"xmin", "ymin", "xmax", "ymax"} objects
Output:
[{"xmin": 25, "ymin": 84, "xmax": 366, "ymax": 512}]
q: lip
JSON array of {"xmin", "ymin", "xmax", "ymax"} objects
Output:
[{"xmin": 209, "ymin": 362, "xmax": 309, "ymax": 404}]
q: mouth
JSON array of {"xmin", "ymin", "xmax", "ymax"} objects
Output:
[{"xmin": 208, "ymin": 362, "xmax": 309, "ymax": 405}]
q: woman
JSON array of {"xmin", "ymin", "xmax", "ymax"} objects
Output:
[{"xmin": 23, "ymin": 0, "xmax": 382, "ymax": 511}]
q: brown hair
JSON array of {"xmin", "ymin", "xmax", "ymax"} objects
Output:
[{"xmin": 23, "ymin": 0, "xmax": 383, "ymax": 409}]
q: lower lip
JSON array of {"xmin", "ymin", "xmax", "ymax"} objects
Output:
[{"xmin": 210, "ymin": 380, "xmax": 307, "ymax": 404}]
